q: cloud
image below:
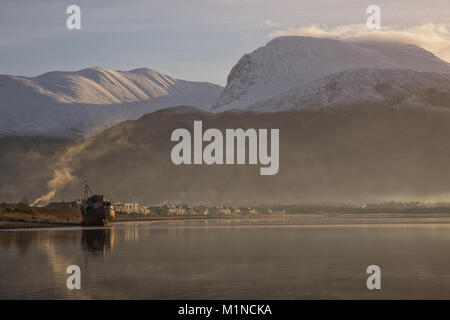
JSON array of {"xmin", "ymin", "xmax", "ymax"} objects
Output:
[
  {"xmin": 261, "ymin": 19, "xmax": 281, "ymax": 28},
  {"xmin": 268, "ymin": 22, "xmax": 450, "ymax": 62}
]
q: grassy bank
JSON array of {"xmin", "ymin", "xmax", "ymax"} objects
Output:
[{"xmin": 0, "ymin": 203, "xmax": 82, "ymax": 229}]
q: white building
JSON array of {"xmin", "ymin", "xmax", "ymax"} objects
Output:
[{"xmin": 113, "ymin": 202, "xmax": 147, "ymax": 214}]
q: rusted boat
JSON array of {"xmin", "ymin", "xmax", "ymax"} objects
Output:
[{"xmin": 80, "ymin": 186, "xmax": 115, "ymax": 225}]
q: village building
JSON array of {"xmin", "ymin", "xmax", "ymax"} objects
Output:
[
  {"xmin": 113, "ymin": 202, "xmax": 150, "ymax": 214},
  {"xmin": 160, "ymin": 204, "xmax": 187, "ymax": 215},
  {"xmin": 232, "ymin": 206, "xmax": 241, "ymax": 214},
  {"xmin": 215, "ymin": 205, "xmax": 231, "ymax": 215}
]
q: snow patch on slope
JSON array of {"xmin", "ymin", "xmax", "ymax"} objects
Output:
[{"xmin": 248, "ymin": 69, "xmax": 450, "ymax": 111}]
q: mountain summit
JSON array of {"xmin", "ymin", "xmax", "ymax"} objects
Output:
[{"xmin": 214, "ymin": 36, "xmax": 450, "ymax": 110}]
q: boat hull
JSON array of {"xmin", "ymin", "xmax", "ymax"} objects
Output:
[{"xmin": 81, "ymin": 206, "xmax": 115, "ymax": 226}]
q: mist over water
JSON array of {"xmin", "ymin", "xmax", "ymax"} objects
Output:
[{"xmin": 2, "ymin": 215, "xmax": 450, "ymax": 299}]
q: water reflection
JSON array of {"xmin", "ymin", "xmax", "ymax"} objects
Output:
[
  {"xmin": 81, "ymin": 228, "xmax": 115, "ymax": 256},
  {"xmin": 3, "ymin": 217, "xmax": 450, "ymax": 299}
]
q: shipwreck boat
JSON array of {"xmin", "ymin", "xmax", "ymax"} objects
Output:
[{"xmin": 80, "ymin": 186, "xmax": 115, "ymax": 226}]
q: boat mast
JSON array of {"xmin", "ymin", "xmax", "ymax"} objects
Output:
[{"xmin": 84, "ymin": 184, "xmax": 93, "ymax": 200}]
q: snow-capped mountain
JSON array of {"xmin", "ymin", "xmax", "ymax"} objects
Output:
[
  {"xmin": 248, "ymin": 68, "xmax": 450, "ymax": 111},
  {"xmin": 0, "ymin": 67, "xmax": 223, "ymax": 138},
  {"xmin": 214, "ymin": 36, "xmax": 450, "ymax": 110}
]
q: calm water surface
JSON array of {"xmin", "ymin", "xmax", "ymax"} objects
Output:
[{"xmin": 2, "ymin": 214, "xmax": 450, "ymax": 299}]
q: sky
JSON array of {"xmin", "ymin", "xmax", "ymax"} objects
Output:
[{"xmin": 0, "ymin": 0, "xmax": 449, "ymax": 85}]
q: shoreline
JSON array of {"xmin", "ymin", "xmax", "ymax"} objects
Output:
[
  {"xmin": 4, "ymin": 212, "xmax": 450, "ymax": 230},
  {"xmin": 0, "ymin": 213, "xmax": 285, "ymax": 230}
]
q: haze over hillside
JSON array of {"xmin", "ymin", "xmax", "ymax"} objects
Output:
[
  {"xmin": 4, "ymin": 105, "xmax": 450, "ymax": 205},
  {"xmin": 0, "ymin": 67, "xmax": 223, "ymax": 138},
  {"xmin": 215, "ymin": 36, "xmax": 450, "ymax": 111}
]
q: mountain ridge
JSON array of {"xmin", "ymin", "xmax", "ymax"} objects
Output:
[
  {"xmin": 1, "ymin": 67, "xmax": 222, "ymax": 105},
  {"xmin": 0, "ymin": 67, "xmax": 223, "ymax": 138}
]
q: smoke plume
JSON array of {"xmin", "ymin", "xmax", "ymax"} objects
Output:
[{"xmin": 31, "ymin": 139, "xmax": 92, "ymax": 206}]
